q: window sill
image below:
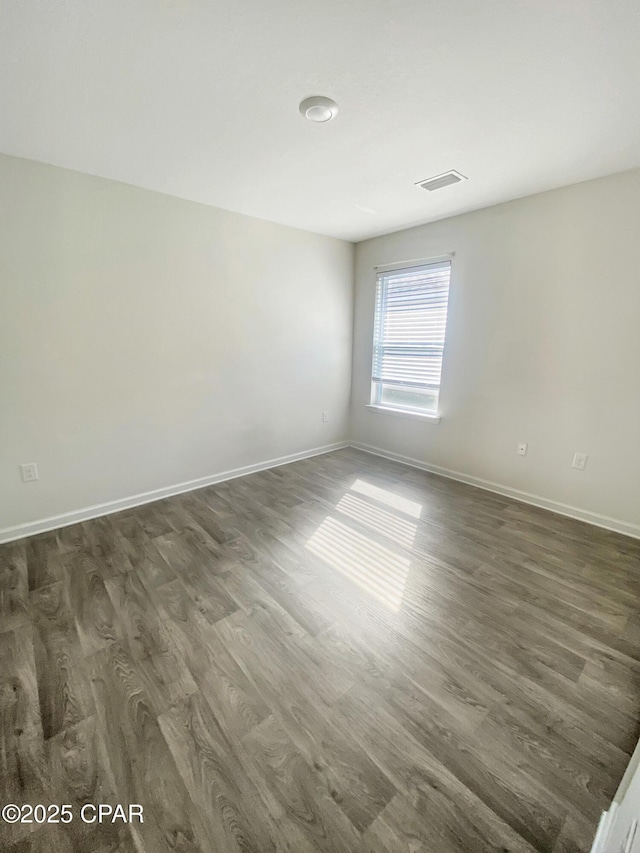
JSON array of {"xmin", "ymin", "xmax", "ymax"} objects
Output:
[{"xmin": 365, "ymin": 404, "xmax": 441, "ymax": 423}]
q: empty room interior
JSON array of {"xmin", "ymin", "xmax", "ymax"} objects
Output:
[{"xmin": 2, "ymin": 2, "xmax": 640, "ymax": 852}]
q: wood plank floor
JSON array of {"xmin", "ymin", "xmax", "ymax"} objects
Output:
[{"xmin": 2, "ymin": 447, "xmax": 640, "ymax": 852}]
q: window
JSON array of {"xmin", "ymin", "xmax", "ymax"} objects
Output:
[{"xmin": 370, "ymin": 260, "xmax": 451, "ymax": 417}]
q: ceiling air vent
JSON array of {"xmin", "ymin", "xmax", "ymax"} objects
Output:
[{"xmin": 416, "ymin": 170, "xmax": 467, "ymax": 192}]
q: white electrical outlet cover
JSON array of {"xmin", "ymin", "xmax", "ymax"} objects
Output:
[
  {"xmin": 572, "ymin": 453, "xmax": 587, "ymax": 470},
  {"xmin": 20, "ymin": 462, "xmax": 39, "ymax": 482}
]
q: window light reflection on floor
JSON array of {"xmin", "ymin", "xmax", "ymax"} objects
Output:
[
  {"xmin": 306, "ymin": 479, "xmax": 420, "ymax": 612},
  {"xmin": 350, "ymin": 479, "xmax": 422, "ymax": 517},
  {"xmin": 334, "ymin": 493, "xmax": 416, "ymax": 547}
]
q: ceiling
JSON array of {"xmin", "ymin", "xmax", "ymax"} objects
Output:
[{"xmin": 2, "ymin": 0, "xmax": 640, "ymax": 242}]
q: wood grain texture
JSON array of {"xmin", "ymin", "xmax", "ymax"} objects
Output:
[
  {"xmin": 158, "ymin": 692, "xmax": 276, "ymax": 853},
  {"xmin": 1, "ymin": 447, "xmax": 640, "ymax": 852},
  {"xmin": 0, "ymin": 626, "xmax": 49, "ymax": 847},
  {"xmin": 45, "ymin": 715, "xmax": 139, "ymax": 852},
  {"xmin": 0, "ymin": 542, "xmax": 29, "ymax": 631},
  {"xmin": 30, "ymin": 581, "xmax": 94, "ymax": 740}
]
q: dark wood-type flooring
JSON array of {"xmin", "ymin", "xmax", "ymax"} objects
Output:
[{"xmin": 2, "ymin": 448, "xmax": 640, "ymax": 852}]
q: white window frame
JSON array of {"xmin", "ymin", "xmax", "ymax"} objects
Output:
[{"xmin": 367, "ymin": 258, "xmax": 452, "ymax": 423}]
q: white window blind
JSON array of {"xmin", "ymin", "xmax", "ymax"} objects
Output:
[{"xmin": 371, "ymin": 260, "xmax": 451, "ymax": 415}]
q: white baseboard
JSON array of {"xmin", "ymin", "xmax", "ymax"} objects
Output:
[
  {"xmin": 0, "ymin": 441, "xmax": 349, "ymax": 545},
  {"xmin": 4, "ymin": 439, "xmax": 638, "ymax": 544},
  {"xmin": 350, "ymin": 441, "xmax": 640, "ymax": 541},
  {"xmin": 589, "ymin": 805, "xmax": 616, "ymax": 853}
]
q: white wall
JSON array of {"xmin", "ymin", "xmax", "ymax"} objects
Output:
[
  {"xmin": 351, "ymin": 169, "xmax": 640, "ymax": 535},
  {"xmin": 0, "ymin": 154, "xmax": 354, "ymax": 536}
]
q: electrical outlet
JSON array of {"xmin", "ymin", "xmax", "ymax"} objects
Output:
[
  {"xmin": 20, "ymin": 462, "xmax": 39, "ymax": 482},
  {"xmin": 517, "ymin": 443, "xmax": 528, "ymax": 456},
  {"xmin": 322, "ymin": 411, "xmax": 329, "ymax": 423},
  {"xmin": 572, "ymin": 452, "xmax": 587, "ymax": 470}
]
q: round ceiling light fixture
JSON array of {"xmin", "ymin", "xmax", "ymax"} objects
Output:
[{"xmin": 299, "ymin": 96, "xmax": 339, "ymax": 123}]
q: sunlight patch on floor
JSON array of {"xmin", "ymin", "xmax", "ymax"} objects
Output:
[
  {"xmin": 306, "ymin": 479, "xmax": 420, "ymax": 611},
  {"xmin": 351, "ymin": 479, "xmax": 422, "ymax": 518},
  {"xmin": 334, "ymin": 492, "xmax": 417, "ymax": 547}
]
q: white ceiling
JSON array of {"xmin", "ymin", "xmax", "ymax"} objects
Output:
[{"xmin": 2, "ymin": 0, "xmax": 640, "ymax": 242}]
